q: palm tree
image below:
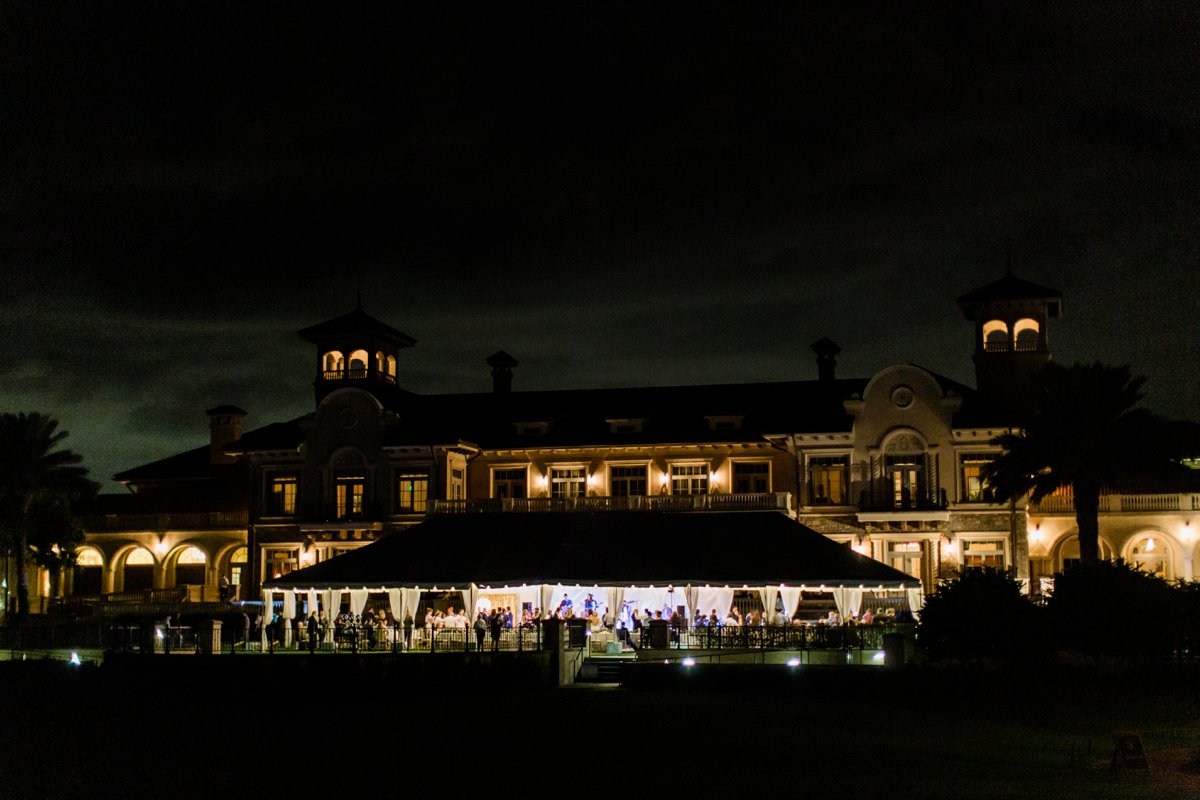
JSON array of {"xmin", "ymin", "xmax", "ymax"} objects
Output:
[
  {"xmin": 982, "ymin": 363, "xmax": 1181, "ymax": 566},
  {"xmin": 0, "ymin": 413, "xmax": 97, "ymax": 624}
]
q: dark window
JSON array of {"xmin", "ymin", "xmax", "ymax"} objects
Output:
[
  {"xmin": 610, "ymin": 465, "xmax": 647, "ymax": 497},
  {"xmin": 493, "ymin": 468, "xmax": 527, "ymax": 499},
  {"xmin": 733, "ymin": 462, "xmax": 770, "ymax": 493}
]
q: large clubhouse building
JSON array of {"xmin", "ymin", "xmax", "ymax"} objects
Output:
[{"xmin": 17, "ymin": 273, "xmax": 1199, "ymax": 619}]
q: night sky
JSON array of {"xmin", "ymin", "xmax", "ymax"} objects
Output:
[{"xmin": 2, "ymin": 3, "xmax": 1197, "ymax": 490}]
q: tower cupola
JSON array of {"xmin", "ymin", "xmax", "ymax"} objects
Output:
[
  {"xmin": 957, "ymin": 272, "xmax": 1062, "ymax": 410},
  {"xmin": 297, "ymin": 302, "xmax": 416, "ymax": 407}
]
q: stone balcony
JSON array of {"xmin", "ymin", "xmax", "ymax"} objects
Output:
[{"xmin": 431, "ymin": 492, "xmax": 793, "ymax": 514}]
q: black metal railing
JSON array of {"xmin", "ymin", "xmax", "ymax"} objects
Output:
[{"xmin": 299, "ymin": 501, "xmax": 386, "ymax": 523}]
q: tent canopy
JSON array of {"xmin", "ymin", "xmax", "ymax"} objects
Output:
[{"xmin": 264, "ymin": 511, "xmax": 918, "ymax": 591}]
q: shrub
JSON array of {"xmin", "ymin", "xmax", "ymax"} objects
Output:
[
  {"xmin": 1045, "ymin": 559, "xmax": 1176, "ymax": 661},
  {"xmin": 917, "ymin": 568, "xmax": 1042, "ymax": 662}
]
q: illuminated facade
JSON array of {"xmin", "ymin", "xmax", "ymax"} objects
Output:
[{"xmin": 21, "ymin": 274, "xmax": 1196, "ymax": 618}]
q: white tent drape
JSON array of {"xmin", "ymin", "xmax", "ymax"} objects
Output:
[
  {"xmin": 831, "ymin": 587, "xmax": 848, "ymax": 619},
  {"xmin": 539, "ymin": 584, "xmax": 555, "ymax": 617},
  {"xmin": 306, "ymin": 590, "xmax": 319, "ymax": 620},
  {"xmin": 281, "ymin": 591, "xmax": 296, "ymax": 647},
  {"xmin": 403, "ymin": 588, "xmax": 422, "ymax": 623},
  {"xmin": 758, "ymin": 587, "xmax": 778, "ymax": 620},
  {"xmin": 684, "ymin": 585, "xmax": 699, "ymax": 619},
  {"xmin": 515, "ymin": 585, "xmax": 539, "ymax": 614},
  {"xmin": 462, "ymin": 584, "xmax": 478, "ymax": 616},
  {"xmin": 386, "ymin": 589, "xmax": 403, "ymax": 623},
  {"xmin": 260, "ymin": 589, "xmax": 273, "ymax": 648},
  {"xmin": 605, "ymin": 586, "xmax": 625, "ymax": 627},
  {"xmin": 847, "ymin": 587, "xmax": 864, "ymax": 619},
  {"xmin": 623, "ymin": 586, "xmax": 673, "ymax": 619},
  {"xmin": 696, "ymin": 587, "xmax": 734, "ymax": 620},
  {"xmin": 906, "ymin": 587, "xmax": 925, "ymax": 615},
  {"xmin": 322, "ymin": 589, "xmax": 340, "ymax": 643},
  {"xmin": 779, "ymin": 587, "xmax": 803, "ymax": 620},
  {"xmin": 349, "ymin": 589, "xmax": 369, "ymax": 618}
]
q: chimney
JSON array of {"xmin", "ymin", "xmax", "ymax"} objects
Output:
[
  {"xmin": 486, "ymin": 351, "xmax": 519, "ymax": 394},
  {"xmin": 206, "ymin": 405, "xmax": 247, "ymax": 464},
  {"xmin": 811, "ymin": 337, "xmax": 841, "ymax": 383}
]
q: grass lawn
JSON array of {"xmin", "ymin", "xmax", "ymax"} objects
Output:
[{"xmin": 1, "ymin": 659, "xmax": 1197, "ymax": 798}]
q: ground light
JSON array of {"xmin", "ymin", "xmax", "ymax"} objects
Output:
[
  {"xmin": 682, "ymin": 658, "xmax": 696, "ymax": 667},
  {"xmin": 786, "ymin": 658, "xmax": 801, "ymax": 667},
  {"xmin": 69, "ymin": 652, "xmax": 80, "ymax": 666},
  {"xmin": 873, "ymin": 652, "xmax": 885, "ymax": 662}
]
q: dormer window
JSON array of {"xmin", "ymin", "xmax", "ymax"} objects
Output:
[
  {"xmin": 706, "ymin": 415, "xmax": 744, "ymax": 431},
  {"xmin": 607, "ymin": 418, "xmax": 644, "ymax": 433}
]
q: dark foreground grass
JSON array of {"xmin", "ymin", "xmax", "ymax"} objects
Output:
[{"xmin": 1, "ymin": 658, "xmax": 1198, "ymax": 799}]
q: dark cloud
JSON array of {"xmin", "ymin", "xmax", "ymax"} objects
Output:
[{"xmin": 1, "ymin": 2, "xmax": 1197, "ymax": 487}]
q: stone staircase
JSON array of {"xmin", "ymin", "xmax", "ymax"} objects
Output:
[{"xmin": 575, "ymin": 655, "xmax": 632, "ymax": 684}]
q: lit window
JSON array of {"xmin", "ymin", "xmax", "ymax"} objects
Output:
[
  {"xmin": 550, "ymin": 467, "xmax": 586, "ymax": 498},
  {"xmin": 126, "ymin": 548, "xmax": 154, "ymax": 566},
  {"xmin": 75, "ymin": 549, "xmax": 103, "ymax": 567},
  {"xmin": 177, "ymin": 546, "xmax": 207, "ymax": 564},
  {"xmin": 670, "ymin": 464, "xmax": 708, "ymax": 496},
  {"xmin": 959, "ymin": 455, "xmax": 995, "ymax": 503},
  {"xmin": 808, "ymin": 456, "xmax": 848, "ymax": 504},
  {"xmin": 229, "ymin": 546, "xmax": 247, "ymax": 588},
  {"xmin": 1130, "ymin": 536, "xmax": 1170, "ymax": 579},
  {"xmin": 450, "ymin": 467, "xmax": 465, "ymax": 500},
  {"xmin": 886, "ymin": 541, "xmax": 924, "ymax": 581},
  {"xmin": 397, "ymin": 473, "xmax": 429, "ymax": 513},
  {"xmin": 269, "ymin": 475, "xmax": 298, "ymax": 516},
  {"xmin": 886, "ymin": 455, "xmax": 925, "ymax": 509},
  {"xmin": 962, "ymin": 540, "xmax": 1005, "ymax": 571},
  {"xmin": 336, "ymin": 475, "xmax": 366, "ymax": 518}
]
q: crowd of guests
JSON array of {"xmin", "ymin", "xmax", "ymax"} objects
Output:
[{"xmin": 264, "ymin": 593, "xmax": 909, "ymax": 652}]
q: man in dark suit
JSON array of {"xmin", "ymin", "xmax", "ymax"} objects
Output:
[{"xmin": 307, "ymin": 612, "xmax": 318, "ymax": 653}]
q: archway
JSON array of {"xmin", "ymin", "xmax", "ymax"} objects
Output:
[
  {"xmin": 1055, "ymin": 534, "xmax": 1113, "ymax": 571},
  {"xmin": 1013, "ymin": 318, "xmax": 1040, "ymax": 351},
  {"xmin": 174, "ymin": 546, "xmax": 207, "ymax": 587},
  {"xmin": 1126, "ymin": 533, "xmax": 1173, "ymax": 580},
  {"xmin": 122, "ymin": 547, "xmax": 156, "ymax": 592},
  {"xmin": 73, "ymin": 547, "xmax": 104, "ymax": 596}
]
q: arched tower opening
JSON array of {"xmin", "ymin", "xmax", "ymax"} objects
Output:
[{"xmin": 957, "ymin": 272, "xmax": 1062, "ymax": 412}]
